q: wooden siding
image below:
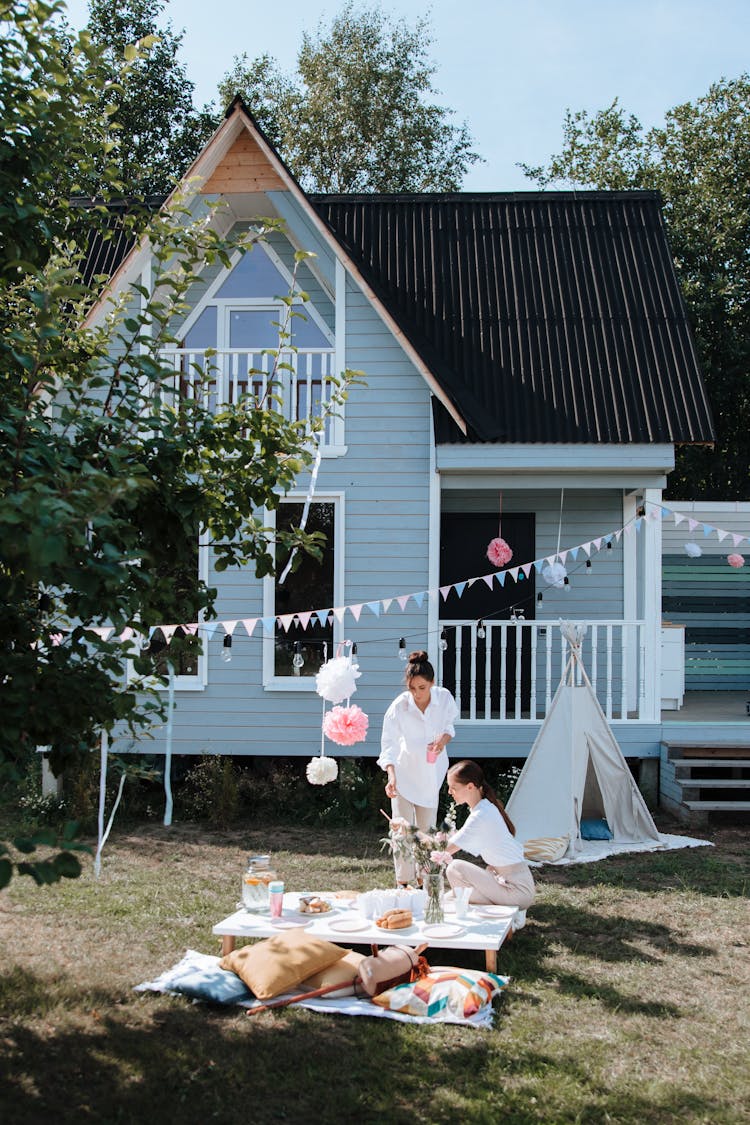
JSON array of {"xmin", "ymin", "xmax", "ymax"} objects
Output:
[{"xmin": 201, "ymin": 132, "xmax": 286, "ymax": 194}]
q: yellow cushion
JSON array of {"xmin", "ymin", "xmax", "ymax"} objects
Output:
[
  {"xmin": 298, "ymin": 949, "xmax": 365, "ymax": 997},
  {"xmin": 219, "ymin": 929, "xmax": 346, "ymax": 1000},
  {"xmin": 523, "ymin": 835, "xmax": 569, "ymax": 862}
]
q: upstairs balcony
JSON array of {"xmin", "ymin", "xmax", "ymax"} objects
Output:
[{"xmin": 160, "ymin": 347, "xmax": 342, "ymax": 448}]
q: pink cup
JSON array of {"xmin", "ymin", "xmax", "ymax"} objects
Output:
[{"xmin": 426, "ymin": 745, "xmax": 440, "ymax": 764}]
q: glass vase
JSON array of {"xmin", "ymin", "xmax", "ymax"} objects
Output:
[{"xmin": 424, "ymin": 871, "xmax": 445, "ymax": 925}]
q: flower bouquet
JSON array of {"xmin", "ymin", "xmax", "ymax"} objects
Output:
[{"xmin": 381, "ymin": 811, "xmax": 455, "ymax": 924}]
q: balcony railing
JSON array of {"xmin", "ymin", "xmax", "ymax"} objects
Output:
[
  {"xmin": 160, "ymin": 347, "xmax": 341, "ymax": 445},
  {"xmin": 438, "ymin": 619, "xmax": 648, "ymax": 722}
]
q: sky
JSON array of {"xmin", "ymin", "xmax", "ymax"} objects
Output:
[{"xmin": 61, "ymin": 0, "xmax": 750, "ymax": 190}]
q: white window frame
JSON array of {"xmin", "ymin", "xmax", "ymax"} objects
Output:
[
  {"xmin": 127, "ymin": 532, "xmax": 210, "ymax": 692},
  {"xmin": 262, "ymin": 491, "xmax": 344, "ymax": 691}
]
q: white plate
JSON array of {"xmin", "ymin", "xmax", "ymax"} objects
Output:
[
  {"xmin": 473, "ymin": 905, "xmax": 518, "ymax": 919},
  {"xmin": 421, "ymin": 922, "xmax": 465, "ymax": 939},
  {"xmin": 328, "ymin": 917, "xmax": 371, "ymax": 933},
  {"xmin": 373, "ymin": 923, "xmax": 418, "ymax": 936},
  {"xmin": 283, "ymin": 906, "xmax": 337, "ymax": 923},
  {"xmin": 270, "ymin": 917, "xmax": 312, "ymax": 929}
]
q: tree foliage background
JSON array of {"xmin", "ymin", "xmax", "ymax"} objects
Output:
[
  {"xmin": 0, "ymin": 0, "xmax": 353, "ymax": 885},
  {"xmin": 218, "ymin": 2, "xmax": 481, "ymax": 192},
  {"xmin": 523, "ymin": 77, "xmax": 750, "ymax": 500}
]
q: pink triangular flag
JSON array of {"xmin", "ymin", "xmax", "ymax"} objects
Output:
[
  {"xmin": 558, "ymin": 550, "xmax": 568, "ymax": 563},
  {"xmin": 482, "ymin": 575, "xmax": 494, "ymax": 589},
  {"xmin": 732, "ymin": 533, "xmax": 744, "ymax": 546},
  {"xmin": 182, "ymin": 623, "xmax": 198, "ymax": 635},
  {"xmin": 521, "ymin": 562, "xmax": 533, "ymax": 578},
  {"xmin": 119, "ymin": 627, "xmax": 134, "ymax": 641},
  {"xmin": 349, "ymin": 604, "xmax": 363, "ymax": 621},
  {"xmin": 688, "ymin": 518, "xmax": 698, "ymax": 531},
  {"xmin": 439, "ymin": 585, "xmax": 451, "ymax": 600},
  {"xmin": 592, "ymin": 537, "xmax": 602, "ymax": 552},
  {"xmin": 396, "ymin": 594, "xmax": 410, "ymax": 611},
  {"xmin": 242, "ymin": 618, "xmax": 258, "ymax": 637},
  {"xmin": 297, "ymin": 611, "xmax": 312, "ymax": 630}
]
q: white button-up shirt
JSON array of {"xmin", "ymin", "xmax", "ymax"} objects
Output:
[
  {"xmin": 450, "ymin": 798, "xmax": 526, "ymax": 867},
  {"xmin": 378, "ymin": 685, "xmax": 458, "ymax": 807}
]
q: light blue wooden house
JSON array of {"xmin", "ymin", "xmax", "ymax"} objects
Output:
[{"xmin": 87, "ymin": 99, "xmax": 743, "ymax": 811}]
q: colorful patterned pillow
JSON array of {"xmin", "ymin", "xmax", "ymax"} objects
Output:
[
  {"xmin": 523, "ymin": 835, "xmax": 569, "ymax": 862},
  {"xmin": 372, "ymin": 969, "xmax": 508, "ymax": 1021}
]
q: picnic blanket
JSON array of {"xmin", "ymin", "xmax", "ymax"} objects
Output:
[
  {"xmin": 528, "ymin": 831, "xmax": 713, "ymax": 867},
  {"xmin": 135, "ymin": 950, "xmax": 507, "ymax": 1028}
]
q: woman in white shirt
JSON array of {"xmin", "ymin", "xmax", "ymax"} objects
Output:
[
  {"xmin": 444, "ymin": 759, "xmax": 535, "ymax": 908},
  {"xmin": 378, "ymin": 650, "xmax": 458, "ymax": 885}
]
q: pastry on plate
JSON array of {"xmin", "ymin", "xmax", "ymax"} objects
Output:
[{"xmin": 375, "ymin": 908, "xmax": 413, "ymax": 929}]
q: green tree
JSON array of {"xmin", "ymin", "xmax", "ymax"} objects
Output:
[
  {"xmin": 81, "ymin": 0, "xmax": 219, "ymax": 196},
  {"xmin": 0, "ymin": 1, "xmax": 356, "ymax": 885},
  {"xmin": 523, "ymin": 78, "xmax": 750, "ymax": 500},
  {"xmin": 219, "ymin": 2, "xmax": 481, "ymax": 192}
]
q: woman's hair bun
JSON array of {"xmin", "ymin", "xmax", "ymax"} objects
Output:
[{"xmin": 407, "ymin": 650, "xmax": 429, "ymax": 663}]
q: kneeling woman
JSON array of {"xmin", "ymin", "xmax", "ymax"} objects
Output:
[{"xmin": 444, "ymin": 760, "xmax": 535, "ymax": 909}]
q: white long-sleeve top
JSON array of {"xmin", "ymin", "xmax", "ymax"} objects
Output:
[
  {"xmin": 450, "ymin": 797, "xmax": 526, "ymax": 868},
  {"xmin": 378, "ymin": 685, "xmax": 458, "ymax": 807}
]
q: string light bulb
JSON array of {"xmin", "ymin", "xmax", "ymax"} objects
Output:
[
  {"xmin": 351, "ymin": 642, "xmax": 358, "ymax": 656},
  {"xmin": 292, "ymin": 641, "xmax": 304, "ymax": 672},
  {"xmin": 585, "ymin": 560, "xmax": 592, "ymax": 574},
  {"xmin": 536, "ymin": 592, "xmax": 543, "ymax": 606},
  {"xmin": 606, "ymin": 539, "xmax": 613, "ymax": 550},
  {"xmin": 221, "ymin": 634, "xmax": 233, "ymax": 662},
  {"xmin": 477, "ymin": 620, "xmax": 486, "ymax": 639},
  {"xmin": 563, "ymin": 576, "xmax": 571, "ymax": 592},
  {"xmin": 439, "ymin": 627, "xmax": 448, "ymax": 652},
  {"xmin": 398, "ymin": 637, "xmax": 407, "ymax": 661}
]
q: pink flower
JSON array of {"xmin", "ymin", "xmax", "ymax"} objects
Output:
[
  {"xmin": 429, "ymin": 850, "xmax": 453, "ymax": 867},
  {"xmin": 322, "ymin": 703, "xmax": 369, "ymax": 746},
  {"xmin": 727, "ymin": 553, "xmax": 745, "ymax": 569},
  {"xmin": 487, "ymin": 537, "xmax": 513, "ymax": 568}
]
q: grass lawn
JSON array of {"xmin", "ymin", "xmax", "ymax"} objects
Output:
[{"xmin": 0, "ymin": 814, "xmax": 748, "ymax": 1124}]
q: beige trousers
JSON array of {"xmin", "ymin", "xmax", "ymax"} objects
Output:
[
  {"xmin": 389, "ymin": 794, "xmax": 437, "ymax": 885},
  {"xmin": 446, "ymin": 858, "xmax": 535, "ymax": 909}
]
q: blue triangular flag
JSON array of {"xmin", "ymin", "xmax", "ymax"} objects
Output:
[{"xmin": 454, "ymin": 581, "xmax": 466, "ymax": 598}]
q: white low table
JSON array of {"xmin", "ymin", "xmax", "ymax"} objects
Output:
[{"xmin": 213, "ymin": 893, "xmax": 519, "ymax": 974}]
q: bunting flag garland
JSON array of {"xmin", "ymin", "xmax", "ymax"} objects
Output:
[{"xmin": 60, "ymin": 504, "xmax": 749, "ymax": 646}]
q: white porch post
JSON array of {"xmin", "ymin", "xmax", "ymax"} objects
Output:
[
  {"xmin": 642, "ymin": 487, "xmax": 663, "ymax": 720},
  {"xmin": 334, "ymin": 258, "xmax": 347, "ymax": 448},
  {"xmin": 622, "ymin": 491, "xmax": 638, "ymax": 713}
]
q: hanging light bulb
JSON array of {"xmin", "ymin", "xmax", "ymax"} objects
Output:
[
  {"xmin": 292, "ymin": 640, "xmax": 304, "ymax": 672},
  {"xmin": 585, "ymin": 559, "xmax": 593, "ymax": 574},
  {"xmin": 477, "ymin": 620, "xmax": 486, "ymax": 639},
  {"xmin": 398, "ymin": 637, "xmax": 407, "ymax": 661},
  {"xmin": 221, "ymin": 634, "xmax": 233, "ymax": 662},
  {"xmin": 563, "ymin": 576, "xmax": 571, "ymax": 592},
  {"xmin": 606, "ymin": 539, "xmax": 613, "ymax": 550},
  {"xmin": 351, "ymin": 642, "xmax": 358, "ymax": 656},
  {"xmin": 536, "ymin": 592, "xmax": 543, "ymax": 606},
  {"xmin": 439, "ymin": 627, "xmax": 448, "ymax": 652}
]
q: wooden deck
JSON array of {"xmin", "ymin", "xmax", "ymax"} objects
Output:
[{"xmin": 662, "ymin": 691, "xmax": 750, "ymax": 725}]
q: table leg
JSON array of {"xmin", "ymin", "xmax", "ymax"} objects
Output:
[
  {"xmin": 221, "ymin": 935, "xmax": 236, "ymax": 956},
  {"xmin": 485, "ymin": 949, "xmax": 497, "ymax": 974}
]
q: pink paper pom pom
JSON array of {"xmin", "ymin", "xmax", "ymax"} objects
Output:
[
  {"xmin": 487, "ymin": 537, "xmax": 513, "ymax": 567},
  {"xmin": 727, "ymin": 553, "xmax": 745, "ymax": 569},
  {"xmin": 323, "ymin": 704, "xmax": 369, "ymax": 746}
]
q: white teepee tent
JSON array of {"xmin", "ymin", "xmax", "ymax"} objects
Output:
[{"xmin": 506, "ymin": 622, "xmax": 661, "ymax": 857}]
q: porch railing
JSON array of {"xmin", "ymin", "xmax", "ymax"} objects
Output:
[
  {"xmin": 438, "ymin": 619, "xmax": 648, "ymax": 722},
  {"xmin": 159, "ymin": 347, "xmax": 341, "ymax": 445}
]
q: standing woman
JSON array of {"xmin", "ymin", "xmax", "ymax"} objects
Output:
[
  {"xmin": 444, "ymin": 760, "xmax": 535, "ymax": 909},
  {"xmin": 378, "ymin": 650, "xmax": 458, "ymax": 886}
]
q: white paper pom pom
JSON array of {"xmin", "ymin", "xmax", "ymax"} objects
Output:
[
  {"xmin": 315, "ymin": 656, "xmax": 361, "ymax": 703},
  {"xmin": 306, "ymin": 756, "xmax": 339, "ymax": 785},
  {"xmin": 541, "ymin": 561, "xmax": 568, "ymax": 588},
  {"xmin": 684, "ymin": 542, "xmax": 702, "ymax": 558}
]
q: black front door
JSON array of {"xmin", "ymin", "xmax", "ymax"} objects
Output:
[{"xmin": 440, "ymin": 511, "xmax": 536, "ymax": 717}]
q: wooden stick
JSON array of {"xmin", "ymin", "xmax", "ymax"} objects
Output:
[{"xmin": 246, "ymin": 979, "xmax": 351, "ymax": 1016}]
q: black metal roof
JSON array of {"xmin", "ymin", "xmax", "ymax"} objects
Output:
[{"xmin": 310, "ymin": 192, "xmax": 715, "ymax": 445}]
